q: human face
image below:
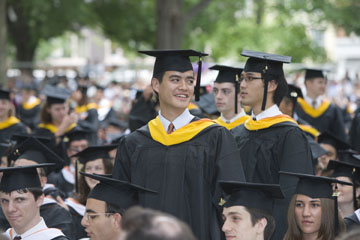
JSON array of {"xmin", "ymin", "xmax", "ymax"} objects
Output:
[
  {"xmin": 279, "ymin": 98, "xmax": 294, "ymax": 116},
  {"xmin": 306, "ymin": 78, "xmax": 326, "ymax": 98},
  {"xmin": 295, "ymin": 194, "xmax": 322, "ymax": 238},
  {"xmin": 47, "ymin": 103, "xmax": 67, "ymax": 125},
  {"xmin": 336, "ymin": 176, "xmax": 354, "ymax": 205},
  {"xmin": 67, "ymin": 139, "xmax": 89, "ymax": 158},
  {"xmin": 81, "ymin": 198, "xmax": 121, "ymax": 240},
  {"xmin": 239, "ymin": 72, "xmax": 264, "ymax": 109},
  {"xmin": 84, "ymin": 159, "xmax": 105, "ymax": 190},
  {"xmin": 317, "ymin": 143, "xmax": 337, "ymax": 169},
  {"xmin": 0, "ymin": 99, "xmax": 10, "ymax": 119},
  {"xmin": 213, "ymin": 82, "xmax": 236, "ymax": 116},
  {"xmin": 0, "ymin": 190, "xmax": 43, "ymax": 234},
  {"xmin": 152, "ymin": 70, "xmax": 195, "ymax": 113},
  {"xmin": 222, "ymin": 206, "xmax": 262, "ymax": 240}
]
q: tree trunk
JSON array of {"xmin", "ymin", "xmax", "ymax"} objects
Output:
[{"xmin": 0, "ymin": 0, "xmax": 7, "ymax": 87}]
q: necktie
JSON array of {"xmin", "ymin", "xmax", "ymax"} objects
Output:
[
  {"xmin": 167, "ymin": 123, "xmax": 174, "ymax": 134},
  {"xmin": 13, "ymin": 236, "xmax": 21, "ymax": 240},
  {"xmin": 312, "ymin": 100, "xmax": 317, "ymax": 109}
]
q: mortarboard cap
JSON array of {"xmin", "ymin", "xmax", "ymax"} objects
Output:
[
  {"xmin": 0, "ymin": 89, "xmax": 10, "ymax": 100},
  {"xmin": 219, "ymin": 181, "xmax": 284, "ymax": 213},
  {"xmin": 304, "ymin": 68, "xmax": 326, "ymax": 80},
  {"xmin": 42, "ymin": 85, "xmax": 71, "ymax": 104},
  {"xmin": 63, "ymin": 128, "xmax": 91, "ymax": 143},
  {"xmin": 0, "ymin": 163, "xmax": 55, "ymax": 192},
  {"xmin": 318, "ymin": 132, "xmax": 350, "ymax": 152},
  {"xmin": 71, "ymin": 145, "xmax": 118, "ymax": 164},
  {"xmin": 241, "ymin": 50, "xmax": 291, "ymax": 110},
  {"xmin": 306, "ymin": 135, "xmax": 328, "ymax": 160},
  {"xmin": 139, "ymin": 49, "xmax": 208, "ymax": 101},
  {"xmin": 107, "ymin": 118, "xmax": 128, "ymax": 129},
  {"xmin": 80, "ymin": 172, "xmax": 156, "ymax": 210},
  {"xmin": 287, "ymin": 84, "xmax": 303, "ymax": 100},
  {"xmin": 0, "ymin": 142, "xmax": 10, "ymax": 158},
  {"xmin": 8, "ymin": 137, "xmax": 65, "ymax": 173}
]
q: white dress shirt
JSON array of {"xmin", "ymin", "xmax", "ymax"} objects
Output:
[
  {"xmin": 304, "ymin": 95, "xmax": 323, "ymax": 109},
  {"xmin": 251, "ymin": 104, "xmax": 283, "ymax": 121},
  {"xmin": 158, "ymin": 109, "xmax": 194, "ymax": 132},
  {"xmin": 220, "ymin": 109, "xmax": 247, "ymax": 123}
]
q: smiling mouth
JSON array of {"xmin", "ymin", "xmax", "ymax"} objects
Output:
[{"xmin": 175, "ymin": 94, "xmax": 188, "ymax": 98}]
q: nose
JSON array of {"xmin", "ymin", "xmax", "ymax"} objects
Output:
[
  {"xmin": 7, "ymin": 201, "xmax": 16, "ymax": 213},
  {"xmin": 222, "ymin": 219, "xmax": 231, "ymax": 233},
  {"xmin": 81, "ymin": 215, "xmax": 89, "ymax": 227},
  {"xmin": 302, "ymin": 204, "xmax": 311, "ymax": 217}
]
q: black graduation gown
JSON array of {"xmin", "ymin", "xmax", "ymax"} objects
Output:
[
  {"xmin": 295, "ymin": 100, "xmax": 347, "ymax": 141},
  {"xmin": 47, "ymin": 170, "xmax": 74, "ymax": 198},
  {"xmin": 65, "ymin": 198, "xmax": 87, "ymax": 240},
  {"xmin": 17, "ymin": 101, "xmax": 41, "ymax": 130},
  {"xmin": 128, "ymin": 95, "xmax": 157, "ymax": 132},
  {"xmin": 113, "ymin": 117, "xmax": 245, "ymax": 240},
  {"xmin": 231, "ymin": 121, "xmax": 314, "ymax": 240},
  {"xmin": 0, "ymin": 119, "xmax": 27, "ymax": 143},
  {"xmin": 349, "ymin": 110, "xmax": 360, "ymax": 152},
  {"xmin": 76, "ymin": 107, "xmax": 99, "ymax": 145},
  {"xmin": 344, "ymin": 212, "xmax": 360, "ymax": 232}
]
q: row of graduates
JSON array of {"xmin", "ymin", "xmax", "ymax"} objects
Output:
[{"xmin": 0, "ymin": 48, "xmax": 359, "ymax": 240}]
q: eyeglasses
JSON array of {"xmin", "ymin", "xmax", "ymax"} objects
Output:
[
  {"xmin": 84, "ymin": 212, "xmax": 114, "ymax": 221},
  {"xmin": 239, "ymin": 76, "xmax": 263, "ymax": 83}
]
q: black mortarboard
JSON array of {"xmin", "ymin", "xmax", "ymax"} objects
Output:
[
  {"xmin": 0, "ymin": 143, "xmax": 10, "ymax": 158},
  {"xmin": 306, "ymin": 135, "xmax": 328, "ymax": 160},
  {"xmin": 318, "ymin": 132, "xmax": 350, "ymax": 152},
  {"xmin": 241, "ymin": 50, "xmax": 291, "ymax": 110},
  {"xmin": 287, "ymin": 84, "xmax": 303, "ymax": 101},
  {"xmin": 80, "ymin": 172, "xmax": 156, "ymax": 210},
  {"xmin": 0, "ymin": 89, "xmax": 10, "ymax": 100},
  {"xmin": 280, "ymin": 171, "xmax": 352, "ymax": 235},
  {"xmin": 328, "ymin": 159, "xmax": 360, "ymax": 210},
  {"xmin": 107, "ymin": 118, "xmax": 128, "ymax": 129},
  {"xmin": 42, "ymin": 85, "xmax": 71, "ymax": 104},
  {"xmin": 8, "ymin": 137, "xmax": 65, "ymax": 173},
  {"xmin": 338, "ymin": 150, "xmax": 360, "ymax": 165},
  {"xmin": 210, "ymin": 65, "xmax": 243, "ymax": 114},
  {"xmin": 139, "ymin": 49, "xmax": 208, "ymax": 101},
  {"xmin": 0, "ymin": 163, "xmax": 55, "ymax": 192},
  {"xmin": 219, "ymin": 181, "xmax": 284, "ymax": 213},
  {"xmin": 11, "ymin": 133, "xmax": 52, "ymax": 146},
  {"xmin": 304, "ymin": 68, "xmax": 325, "ymax": 80},
  {"xmin": 71, "ymin": 145, "xmax": 118, "ymax": 164},
  {"xmin": 64, "ymin": 128, "xmax": 91, "ymax": 143}
]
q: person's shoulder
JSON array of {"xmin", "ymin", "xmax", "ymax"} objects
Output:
[{"xmin": 51, "ymin": 235, "xmax": 70, "ymax": 240}]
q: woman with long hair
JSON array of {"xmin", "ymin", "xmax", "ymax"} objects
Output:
[{"xmin": 282, "ymin": 172, "xmax": 349, "ymax": 240}]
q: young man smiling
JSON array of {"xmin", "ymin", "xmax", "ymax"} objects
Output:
[
  {"xmin": 231, "ymin": 50, "xmax": 314, "ymax": 240},
  {"xmin": 211, "ymin": 65, "xmax": 250, "ymax": 130},
  {"xmin": 113, "ymin": 49, "xmax": 246, "ymax": 240}
]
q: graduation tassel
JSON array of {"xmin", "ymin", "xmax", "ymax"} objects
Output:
[
  {"xmin": 352, "ymin": 168, "xmax": 358, "ymax": 210},
  {"xmin": 333, "ymin": 184, "xmax": 339, "ymax": 236},
  {"xmin": 261, "ymin": 65, "xmax": 269, "ymax": 111},
  {"xmin": 75, "ymin": 159, "xmax": 79, "ymax": 193},
  {"xmin": 195, "ymin": 56, "xmax": 202, "ymax": 101},
  {"xmin": 235, "ymin": 73, "xmax": 239, "ymax": 114}
]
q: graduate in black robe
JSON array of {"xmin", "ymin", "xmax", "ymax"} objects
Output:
[
  {"xmin": 231, "ymin": 50, "xmax": 314, "ymax": 240},
  {"xmin": 17, "ymin": 85, "xmax": 41, "ymax": 130},
  {"xmin": 349, "ymin": 108, "xmax": 360, "ymax": 152},
  {"xmin": 0, "ymin": 89, "xmax": 28, "ymax": 143},
  {"xmin": 295, "ymin": 68, "xmax": 347, "ymax": 141},
  {"xmin": 113, "ymin": 50, "xmax": 246, "ymax": 240}
]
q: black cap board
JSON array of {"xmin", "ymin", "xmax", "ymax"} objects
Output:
[
  {"xmin": 210, "ymin": 65, "xmax": 243, "ymax": 114},
  {"xmin": 337, "ymin": 150, "xmax": 360, "ymax": 165},
  {"xmin": 0, "ymin": 143, "xmax": 10, "ymax": 158},
  {"xmin": 0, "ymin": 89, "xmax": 10, "ymax": 100},
  {"xmin": 306, "ymin": 135, "xmax": 328, "ymax": 160},
  {"xmin": 219, "ymin": 181, "xmax": 284, "ymax": 213},
  {"xmin": 42, "ymin": 85, "xmax": 71, "ymax": 104},
  {"xmin": 71, "ymin": 144, "xmax": 118, "ymax": 164},
  {"xmin": 139, "ymin": 49, "xmax": 208, "ymax": 101},
  {"xmin": 241, "ymin": 49, "xmax": 291, "ymax": 110},
  {"xmin": 8, "ymin": 136, "xmax": 65, "ymax": 173},
  {"xmin": 318, "ymin": 132, "xmax": 350, "ymax": 152},
  {"xmin": 80, "ymin": 172, "xmax": 156, "ymax": 210},
  {"xmin": 304, "ymin": 68, "xmax": 326, "ymax": 80},
  {"xmin": 287, "ymin": 84, "xmax": 303, "ymax": 101},
  {"xmin": 0, "ymin": 163, "xmax": 55, "ymax": 192},
  {"xmin": 63, "ymin": 128, "xmax": 91, "ymax": 143}
]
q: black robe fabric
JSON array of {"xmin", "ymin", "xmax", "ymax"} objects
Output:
[
  {"xmin": 0, "ymin": 122, "xmax": 27, "ymax": 143},
  {"xmin": 67, "ymin": 206, "xmax": 87, "ymax": 240},
  {"xmin": 128, "ymin": 95, "xmax": 157, "ymax": 132},
  {"xmin": 344, "ymin": 212, "xmax": 360, "ymax": 232},
  {"xmin": 113, "ymin": 119, "xmax": 245, "ymax": 240},
  {"xmin": 17, "ymin": 103, "xmax": 41, "ymax": 130},
  {"xmin": 295, "ymin": 102, "xmax": 347, "ymax": 142},
  {"xmin": 231, "ymin": 122, "xmax": 314, "ymax": 240},
  {"xmin": 47, "ymin": 171, "xmax": 74, "ymax": 198},
  {"xmin": 349, "ymin": 110, "xmax": 360, "ymax": 152},
  {"xmin": 77, "ymin": 108, "xmax": 99, "ymax": 145}
]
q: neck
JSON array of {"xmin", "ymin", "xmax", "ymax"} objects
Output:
[
  {"xmin": 52, "ymin": 119, "xmax": 62, "ymax": 127},
  {"xmin": 306, "ymin": 91, "xmax": 318, "ymax": 101},
  {"xmin": 339, "ymin": 202, "xmax": 355, "ymax": 218},
  {"xmin": 160, "ymin": 107, "xmax": 184, "ymax": 122},
  {"xmin": 15, "ymin": 215, "xmax": 41, "ymax": 235},
  {"xmin": 0, "ymin": 115, "xmax": 8, "ymax": 122},
  {"xmin": 252, "ymin": 100, "xmax": 275, "ymax": 116},
  {"xmin": 222, "ymin": 111, "xmax": 236, "ymax": 121},
  {"xmin": 302, "ymin": 232, "xmax": 320, "ymax": 240}
]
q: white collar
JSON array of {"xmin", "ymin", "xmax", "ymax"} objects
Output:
[
  {"xmin": 158, "ymin": 109, "xmax": 194, "ymax": 132},
  {"xmin": 220, "ymin": 109, "xmax": 246, "ymax": 123},
  {"xmin": 251, "ymin": 105, "xmax": 282, "ymax": 121},
  {"xmin": 355, "ymin": 208, "xmax": 360, "ymax": 222},
  {"xmin": 304, "ymin": 95, "xmax": 323, "ymax": 109},
  {"xmin": 12, "ymin": 218, "xmax": 47, "ymax": 238}
]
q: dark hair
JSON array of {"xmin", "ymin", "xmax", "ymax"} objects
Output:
[
  {"xmin": 76, "ymin": 88, "xmax": 89, "ymax": 106},
  {"xmin": 267, "ymin": 73, "xmax": 288, "ymax": 106},
  {"xmin": 40, "ymin": 102, "xmax": 53, "ymax": 124},
  {"xmin": 105, "ymin": 202, "xmax": 125, "ymax": 216},
  {"xmin": 246, "ymin": 207, "xmax": 275, "ymax": 240},
  {"xmin": 153, "ymin": 72, "xmax": 165, "ymax": 84},
  {"xmin": 122, "ymin": 206, "xmax": 196, "ymax": 240},
  {"xmin": 337, "ymin": 228, "xmax": 360, "ymax": 240},
  {"xmin": 76, "ymin": 158, "xmax": 113, "ymax": 205},
  {"xmin": 1, "ymin": 187, "xmax": 43, "ymax": 201}
]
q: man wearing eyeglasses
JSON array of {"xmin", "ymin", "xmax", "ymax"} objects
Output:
[
  {"xmin": 230, "ymin": 50, "xmax": 314, "ymax": 240},
  {"xmin": 80, "ymin": 172, "xmax": 155, "ymax": 240}
]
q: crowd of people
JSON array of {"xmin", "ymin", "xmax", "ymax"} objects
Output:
[{"xmin": 0, "ymin": 48, "xmax": 359, "ymax": 240}]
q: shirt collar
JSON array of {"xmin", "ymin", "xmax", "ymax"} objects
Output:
[
  {"xmin": 158, "ymin": 109, "xmax": 194, "ymax": 132},
  {"xmin": 251, "ymin": 104, "xmax": 282, "ymax": 121},
  {"xmin": 13, "ymin": 218, "xmax": 47, "ymax": 238},
  {"xmin": 221, "ymin": 109, "xmax": 246, "ymax": 123},
  {"xmin": 304, "ymin": 95, "xmax": 323, "ymax": 109}
]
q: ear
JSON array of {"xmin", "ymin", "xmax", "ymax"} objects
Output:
[
  {"xmin": 112, "ymin": 213, "xmax": 122, "ymax": 229},
  {"xmin": 267, "ymin": 80, "xmax": 278, "ymax": 93},
  {"xmin": 151, "ymin": 78, "xmax": 160, "ymax": 95},
  {"xmin": 255, "ymin": 217, "xmax": 267, "ymax": 235},
  {"xmin": 36, "ymin": 194, "xmax": 45, "ymax": 207},
  {"xmin": 356, "ymin": 187, "xmax": 360, "ymax": 198}
]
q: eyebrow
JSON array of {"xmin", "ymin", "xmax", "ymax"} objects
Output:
[
  {"xmin": 86, "ymin": 209, "xmax": 97, "ymax": 214},
  {"xmin": 226, "ymin": 212, "xmax": 242, "ymax": 217}
]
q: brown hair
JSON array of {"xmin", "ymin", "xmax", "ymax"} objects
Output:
[
  {"xmin": 40, "ymin": 102, "xmax": 53, "ymax": 124},
  {"xmin": 76, "ymin": 158, "xmax": 113, "ymax": 205},
  {"xmin": 246, "ymin": 207, "xmax": 275, "ymax": 240},
  {"xmin": 283, "ymin": 194, "xmax": 346, "ymax": 240}
]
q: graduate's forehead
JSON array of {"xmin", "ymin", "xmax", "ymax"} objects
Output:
[
  {"xmin": 222, "ymin": 205, "xmax": 248, "ymax": 216},
  {"xmin": 86, "ymin": 198, "xmax": 107, "ymax": 212},
  {"xmin": 163, "ymin": 70, "xmax": 194, "ymax": 79}
]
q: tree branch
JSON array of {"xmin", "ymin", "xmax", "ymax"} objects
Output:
[{"xmin": 185, "ymin": 0, "xmax": 212, "ymax": 22}]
